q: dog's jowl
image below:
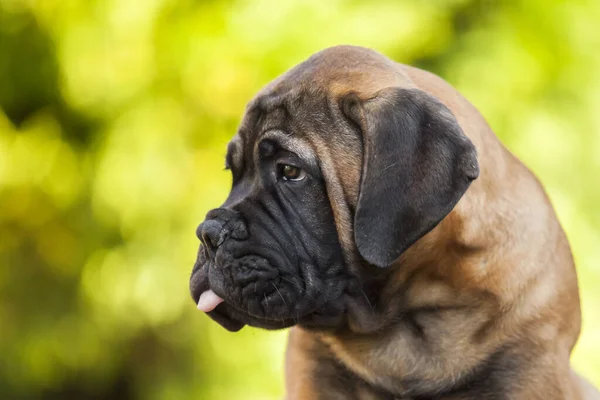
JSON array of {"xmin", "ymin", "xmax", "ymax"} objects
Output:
[{"xmin": 189, "ymin": 46, "xmax": 600, "ymax": 400}]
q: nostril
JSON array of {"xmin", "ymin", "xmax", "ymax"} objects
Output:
[
  {"xmin": 197, "ymin": 219, "xmax": 225, "ymax": 252},
  {"xmin": 202, "ymin": 232, "xmax": 216, "ymax": 251}
]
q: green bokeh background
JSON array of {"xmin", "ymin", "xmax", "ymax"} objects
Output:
[{"xmin": 1, "ymin": 0, "xmax": 599, "ymax": 399}]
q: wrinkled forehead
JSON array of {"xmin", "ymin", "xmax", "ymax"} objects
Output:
[
  {"xmin": 225, "ymin": 46, "xmax": 411, "ymax": 191},
  {"xmin": 227, "ymin": 87, "xmax": 329, "ymax": 160},
  {"xmin": 226, "ymin": 85, "xmax": 363, "ymax": 204}
]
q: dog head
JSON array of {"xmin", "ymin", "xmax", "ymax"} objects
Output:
[{"xmin": 189, "ymin": 46, "xmax": 479, "ymax": 332}]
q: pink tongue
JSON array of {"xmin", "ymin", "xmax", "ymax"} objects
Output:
[{"xmin": 197, "ymin": 290, "xmax": 224, "ymax": 312}]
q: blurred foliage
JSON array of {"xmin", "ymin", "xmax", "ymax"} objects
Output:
[{"xmin": 0, "ymin": 0, "xmax": 599, "ymax": 399}]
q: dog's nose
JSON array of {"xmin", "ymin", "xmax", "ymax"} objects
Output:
[{"xmin": 197, "ymin": 219, "xmax": 225, "ymax": 257}]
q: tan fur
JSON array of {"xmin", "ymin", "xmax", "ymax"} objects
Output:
[{"xmin": 248, "ymin": 46, "xmax": 598, "ymax": 399}]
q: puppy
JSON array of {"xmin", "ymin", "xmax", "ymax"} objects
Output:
[{"xmin": 190, "ymin": 45, "xmax": 599, "ymax": 399}]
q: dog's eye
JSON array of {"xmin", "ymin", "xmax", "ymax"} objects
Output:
[{"xmin": 278, "ymin": 164, "xmax": 306, "ymax": 181}]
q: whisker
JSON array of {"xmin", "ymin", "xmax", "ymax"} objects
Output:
[
  {"xmin": 280, "ymin": 276, "xmax": 317, "ymax": 301},
  {"xmin": 271, "ymin": 282, "xmax": 288, "ymax": 309},
  {"xmin": 360, "ymin": 288, "xmax": 375, "ymax": 316},
  {"xmin": 382, "ymin": 162, "xmax": 398, "ymax": 172}
]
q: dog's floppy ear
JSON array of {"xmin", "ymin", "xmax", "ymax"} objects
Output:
[{"xmin": 342, "ymin": 87, "xmax": 479, "ymax": 267}]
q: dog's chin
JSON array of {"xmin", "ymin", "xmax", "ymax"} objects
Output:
[
  {"xmin": 205, "ymin": 305, "xmax": 246, "ymax": 332},
  {"xmin": 205, "ymin": 302, "xmax": 346, "ymax": 332},
  {"xmin": 207, "ymin": 302, "xmax": 297, "ymax": 331}
]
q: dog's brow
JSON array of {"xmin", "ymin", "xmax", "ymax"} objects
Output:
[
  {"xmin": 259, "ymin": 130, "xmax": 318, "ymax": 168},
  {"xmin": 226, "ymin": 136, "xmax": 243, "ymax": 169}
]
